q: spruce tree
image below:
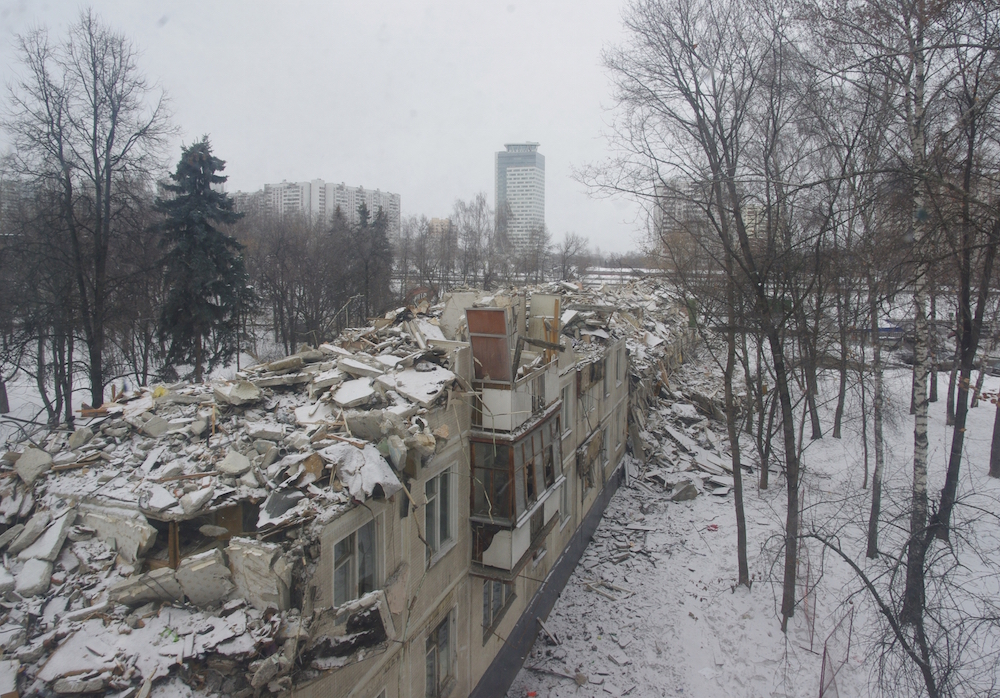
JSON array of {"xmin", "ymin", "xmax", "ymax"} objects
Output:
[{"xmin": 156, "ymin": 137, "xmax": 251, "ymax": 382}]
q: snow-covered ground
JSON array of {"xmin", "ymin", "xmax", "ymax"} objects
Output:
[{"xmin": 508, "ymin": 364, "xmax": 1000, "ymax": 698}]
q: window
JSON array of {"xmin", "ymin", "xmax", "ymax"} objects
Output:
[
  {"xmin": 471, "ymin": 442, "xmax": 512, "ymax": 521},
  {"xmin": 560, "ymin": 475, "xmax": 571, "ymax": 523},
  {"xmin": 602, "ymin": 426, "xmax": 610, "ymax": 467},
  {"xmin": 425, "ymin": 468, "xmax": 454, "ymax": 565},
  {"xmin": 483, "ymin": 579, "xmax": 515, "ymax": 635},
  {"xmin": 426, "ymin": 613, "xmax": 454, "ymax": 698},
  {"xmin": 333, "ymin": 518, "xmax": 377, "ymax": 608},
  {"xmin": 617, "ymin": 346, "xmax": 624, "ymax": 384},
  {"xmin": 603, "ymin": 358, "xmax": 610, "ymax": 397},
  {"xmin": 560, "ymin": 384, "xmax": 573, "ymax": 435}
]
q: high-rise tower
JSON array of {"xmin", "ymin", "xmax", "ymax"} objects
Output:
[{"xmin": 495, "ymin": 143, "xmax": 545, "ymax": 251}]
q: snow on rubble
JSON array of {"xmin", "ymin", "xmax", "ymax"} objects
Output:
[
  {"xmin": 0, "ymin": 305, "xmax": 464, "ymax": 697},
  {"xmin": 0, "ymin": 279, "xmax": 701, "ymax": 697}
]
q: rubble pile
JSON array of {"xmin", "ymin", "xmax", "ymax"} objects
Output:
[
  {"xmin": 0, "ymin": 319, "xmax": 462, "ymax": 696},
  {"xmin": 629, "ymin": 358, "xmax": 747, "ymax": 501},
  {"xmin": 0, "ymin": 279, "xmax": 698, "ymax": 698}
]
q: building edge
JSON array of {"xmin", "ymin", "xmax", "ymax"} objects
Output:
[{"xmin": 468, "ymin": 460, "xmax": 626, "ymax": 698}]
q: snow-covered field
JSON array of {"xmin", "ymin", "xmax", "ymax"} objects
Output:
[{"xmin": 508, "ymin": 365, "xmax": 1000, "ymax": 698}]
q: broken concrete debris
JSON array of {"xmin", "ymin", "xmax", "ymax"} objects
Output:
[{"xmin": 0, "ymin": 278, "xmax": 700, "ymax": 698}]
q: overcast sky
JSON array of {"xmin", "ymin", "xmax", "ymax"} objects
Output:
[{"xmin": 0, "ymin": 1, "xmax": 647, "ymax": 253}]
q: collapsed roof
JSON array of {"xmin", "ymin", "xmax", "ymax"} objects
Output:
[{"xmin": 0, "ymin": 279, "xmax": 694, "ymax": 697}]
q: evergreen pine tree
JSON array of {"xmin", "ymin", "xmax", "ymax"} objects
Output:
[{"xmin": 156, "ymin": 137, "xmax": 251, "ymax": 382}]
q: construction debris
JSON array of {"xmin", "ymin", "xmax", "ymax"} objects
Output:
[{"xmin": 0, "ymin": 278, "xmax": 703, "ymax": 697}]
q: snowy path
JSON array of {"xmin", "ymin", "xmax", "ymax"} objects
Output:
[{"xmin": 506, "ymin": 466, "xmax": 864, "ymax": 698}]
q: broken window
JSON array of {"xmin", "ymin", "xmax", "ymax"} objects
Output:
[
  {"xmin": 426, "ymin": 612, "xmax": 454, "ymax": 698},
  {"xmin": 425, "ymin": 467, "xmax": 454, "ymax": 565},
  {"xmin": 471, "ymin": 411, "xmax": 562, "ymax": 525},
  {"xmin": 333, "ymin": 518, "xmax": 377, "ymax": 608},
  {"xmin": 482, "ymin": 579, "xmax": 514, "ymax": 636},
  {"xmin": 617, "ymin": 346, "xmax": 624, "ymax": 384},
  {"xmin": 532, "ymin": 375, "xmax": 545, "ymax": 413},
  {"xmin": 471, "ymin": 442, "xmax": 512, "ymax": 522}
]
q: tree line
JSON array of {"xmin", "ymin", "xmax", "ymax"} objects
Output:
[
  {"xmin": 596, "ymin": 0, "xmax": 1000, "ymax": 694},
  {"xmin": 0, "ymin": 11, "xmax": 396, "ymax": 429}
]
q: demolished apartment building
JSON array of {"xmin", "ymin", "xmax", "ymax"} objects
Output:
[{"xmin": 0, "ymin": 281, "xmax": 696, "ymax": 698}]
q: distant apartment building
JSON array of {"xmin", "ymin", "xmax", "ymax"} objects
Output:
[
  {"xmin": 495, "ymin": 143, "xmax": 545, "ymax": 251},
  {"xmin": 428, "ymin": 217, "xmax": 454, "ymax": 239},
  {"xmin": 234, "ymin": 179, "xmax": 401, "ymax": 239}
]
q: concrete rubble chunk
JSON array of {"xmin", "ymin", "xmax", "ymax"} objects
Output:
[
  {"xmin": 141, "ymin": 415, "xmax": 169, "ymax": 438},
  {"xmin": 337, "ymin": 357, "xmax": 384, "ymax": 378},
  {"xmin": 227, "ymin": 537, "xmax": 292, "ymax": 611},
  {"xmin": 80, "ymin": 510, "xmax": 157, "ymax": 563},
  {"xmin": 0, "ymin": 659, "xmax": 18, "ymax": 697},
  {"xmin": 108, "ymin": 567, "xmax": 184, "ymax": 606},
  {"xmin": 7, "ymin": 511, "xmax": 51, "ymax": 554},
  {"xmin": 266, "ymin": 355, "xmax": 304, "ymax": 373},
  {"xmin": 285, "ymin": 432, "xmax": 312, "ymax": 451},
  {"xmin": 248, "ymin": 422, "xmax": 284, "ymax": 441},
  {"xmin": 253, "ymin": 373, "xmax": 311, "ymax": 388},
  {"xmin": 671, "ymin": 481, "xmax": 700, "ymax": 502},
  {"xmin": 54, "ymin": 676, "xmax": 106, "ymax": 694},
  {"xmin": 294, "ymin": 400, "xmax": 336, "ymax": 425},
  {"xmin": 0, "ymin": 567, "xmax": 14, "ymax": 594},
  {"xmin": 376, "ymin": 365, "xmax": 455, "ymax": 407},
  {"xmin": 333, "ymin": 378, "xmax": 375, "ymax": 409},
  {"xmin": 387, "ymin": 435, "xmax": 407, "ymax": 469},
  {"xmin": 180, "ymin": 485, "xmax": 215, "ymax": 514},
  {"xmin": 14, "ymin": 447, "xmax": 52, "ymax": 485},
  {"xmin": 309, "ymin": 369, "xmax": 344, "ymax": 399},
  {"xmin": 0, "ymin": 523, "xmax": 25, "ymax": 551},
  {"xmin": 67, "ymin": 426, "xmax": 94, "ymax": 450},
  {"xmin": 18, "ymin": 510, "xmax": 75, "ymax": 561},
  {"xmin": 319, "ymin": 443, "xmax": 402, "ymax": 501},
  {"xmin": 15, "ymin": 558, "xmax": 53, "ymax": 596},
  {"xmin": 251, "ymin": 655, "xmax": 281, "ymax": 688},
  {"xmin": 218, "ymin": 449, "xmax": 251, "ymax": 476},
  {"xmin": 36, "ymin": 625, "xmax": 116, "ymax": 682},
  {"xmin": 214, "ymin": 380, "xmax": 262, "ymax": 406},
  {"xmin": 177, "ymin": 548, "xmax": 235, "ymax": 607}
]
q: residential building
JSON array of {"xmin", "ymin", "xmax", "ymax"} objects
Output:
[
  {"xmin": 495, "ymin": 143, "xmax": 545, "ymax": 252},
  {"xmin": 234, "ymin": 179, "xmax": 401, "ymax": 239},
  {"xmin": 2, "ymin": 281, "xmax": 696, "ymax": 698}
]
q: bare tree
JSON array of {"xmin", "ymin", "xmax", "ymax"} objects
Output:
[
  {"xmin": 556, "ymin": 232, "xmax": 590, "ymax": 281},
  {"xmin": 4, "ymin": 9, "xmax": 173, "ymax": 407}
]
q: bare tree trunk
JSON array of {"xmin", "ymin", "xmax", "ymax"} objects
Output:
[
  {"xmin": 929, "ymin": 290, "xmax": 938, "ymax": 402},
  {"xmin": 867, "ymin": 288, "xmax": 886, "ymax": 558},
  {"xmin": 971, "ymin": 364, "xmax": 985, "ymax": 408},
  {"xmin": 990, "ymin": 403, "xmax": 1000, "ymax": 478},
  {"xmin": 725, "ymin": 274, "xmax": 750, "ymax": 588}
]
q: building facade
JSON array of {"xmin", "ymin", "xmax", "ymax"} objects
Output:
[{"xmin": 495, "ymin": 143, "xmax": 545, "ymax": 252}]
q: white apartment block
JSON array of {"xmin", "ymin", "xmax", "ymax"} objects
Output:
[
  {"xmin": 240, "ymin": 179, "xmax": 401, "ymax": 239},
  {"xmin": 495, "ymin": 143, "xmax": 545, "ymax": 251}
]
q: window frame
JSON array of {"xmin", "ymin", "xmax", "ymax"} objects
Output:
[
  {"xmin": 426, "ymin": 611, "xmax": 455, "ymax": 698},
  {"xmin": 560, "ymin": 384, "xmax": 573, "ymax": 437},
  {"xmin": 482, "ymin": 578, "xmax": 516, "ymax": 642},
  {"xmin": 332, "ymin": 514, "xmax": 380, "ymax": 610},
  {"xmin": 425, "ymin": 466, "xmax": 456, "ymax": 568}
]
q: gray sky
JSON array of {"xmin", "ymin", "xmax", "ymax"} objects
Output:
[{"xmin": 0, "ymin": 0, "xmax": 646, "ymax": 254}]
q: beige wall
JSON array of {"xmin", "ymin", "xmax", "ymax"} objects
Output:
[{"xmin": 295, "ymin": 338, "xmax": 630, "ymax": 698}]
